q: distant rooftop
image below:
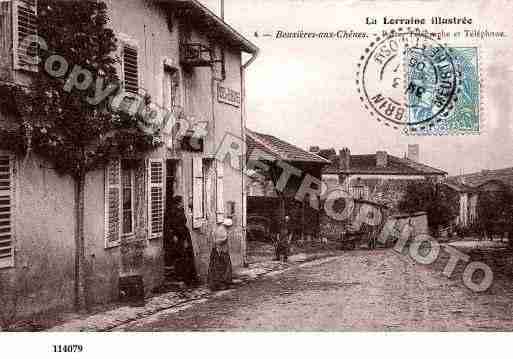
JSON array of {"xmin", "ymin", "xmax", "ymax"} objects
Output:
[
  {"xmin": 246, "ymin": 129, "xmax": 330, "ymax": 164},
  {"xmin": 448, "ymin": 167, "xmax": 513, "ymax": 189},
  {"xmin": 318, "ymin": 149, "xmax": 446, "ymax": 176}
]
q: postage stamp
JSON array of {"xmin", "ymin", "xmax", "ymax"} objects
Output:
[
  {"xmin": 356, "ymin": 28, "xmax": 479, "ymax": 135},
  {"xmin": 408, "ymin": 47, "xmax": 480, "ymax": 135}
]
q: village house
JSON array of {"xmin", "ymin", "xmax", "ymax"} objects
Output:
[
  {"xmin": 312, "ymin": 144, "xmax": 447, "ymax": 208},
  {"xmin": 245, "ymin": 129, "xmax": 330, "ymax": 241},
  {"xmin": 309, "ymin": 145, "xmax": 446, "ymax": 243},
  {"xmin": 445, "ymin": 167, "xmax": 513, "ymax": 229},
  {"xmin": 442, "ymin": 179, "xmax": 478, "ymax": 228},
  {"xmin": 0, "ymin": 0, "xmax": 258, "ymax": 318}
]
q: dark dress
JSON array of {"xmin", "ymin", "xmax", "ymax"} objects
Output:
[
  {"xmin": 165, "ymin": 207, "xmax": 198, "ymax": 285},
  {"xmin": 208, "ymin": 229, "xmax": 232, "ymax": 291}
]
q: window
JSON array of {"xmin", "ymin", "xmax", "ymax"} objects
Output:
[
  {"xmin": 349, "ymin": 178, "xmax": 369, "ymax": 200},
  {"xmin": 105, "ymin": 160, "xmax": 121, "ymax": 247},
  {"xmin": 350, "ymin": 185, "xmax": 369, "ymax": 200},
  {"xmin": 148, "ymin": 159, "xmax": 164, "ymax": 239},
  {"xmin": 0, "ymin": 154, "xmax": 14, "ymax": 268},
  {"xmin": 192, "ymin": 157, "xmax": 207, "ymax": 228},
  {"xmin": 105, "ymin": 159, "xmax": 136, "ymax": 247},
  {"xmin": 122, "ymin": 44, "xmax": 139, "ymax": 94},
  {"xmin": 121, "ymin": 160, "xmax": 135, "ymax": 235},
  {"xmin": 13, "ymin": 0, "xmax": 38, "ymax": 72},
  {"xmin": 226, "ymin": 201, "xmax": 235, "ymax": 219}
]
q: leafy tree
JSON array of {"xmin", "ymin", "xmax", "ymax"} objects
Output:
[
  {"xmin": 476, "ymin": 187, "xmax": 513, "ymax": 240},
  {"xmin": 398, "ymin": 181, "xmax": 457, "ymax": 235},
  {"xmin": 1, "ymin": 1, "xmax": 160, "ymax": 309}
]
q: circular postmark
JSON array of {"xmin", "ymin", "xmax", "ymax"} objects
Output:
[{"xmin": 356, "ymin": 28, "xmax": 460, "ymax": 130}]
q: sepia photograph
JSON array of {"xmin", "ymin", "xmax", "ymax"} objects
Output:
[{"xmin": 0, "ymin": 0, "xmax": 512, "ymax": 356}]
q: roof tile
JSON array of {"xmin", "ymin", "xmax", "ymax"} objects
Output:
[
  {"xmin": 449, "ymin": 167, "xmax": 513, "ymax": 189},
  {"xmin": 320, "ymin": 150, "xmax": 446, "ymax": 175},
  {"xmin": 246, "ymin": 129, "xmax": 330, "ymax": 164}
]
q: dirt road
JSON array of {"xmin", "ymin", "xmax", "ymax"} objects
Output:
[{"xmin": 118, "ymin": 249, "xmax": 513, "ymax": 331}]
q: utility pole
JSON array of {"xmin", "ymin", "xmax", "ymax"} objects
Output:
[{"xmin": 221, "ymin": 0, "xmax": 224, "ymax": 20}]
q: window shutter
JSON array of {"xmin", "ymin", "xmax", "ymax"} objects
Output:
[
  {"xmin": 13, "ymin": 0, "xmax": 38, "ymax": 72},
  {"xmin": 123, "ymin": 44, "xmax": 139, "ymax": 94},
  {"xmin": 148, "ymin": 159, "xmax": 164, "ymax": 239},
  {"xmin": 192, "ymin": 157, "xmax": 203, "ymax": 228},
  {"xmin": 0, "ymin": 154, "xmax": 14, "ymax": 268},
  {"xmin": 105, "ymin": 160, "xmax": 121, "ymax": 247},
  {"xmin": 242, "ymin": 190, "xmax": 247, "ymax": 227},
  {"xmin": 216, "ymin": 161, "xmax": 224, "ymax": 223}
]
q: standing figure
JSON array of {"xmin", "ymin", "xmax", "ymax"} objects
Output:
[
  {"xmin": 275, "ymin": 215, "xmax": 293, "ymax": 262},
  {"xmin": 398, "ymin": 218, "xmax": 415, "ymax": 251},
  {"xmin": 208, "ymin": 223, "xmax": 233, "ymax": 291},
  {"xmin": 167, "ymin": 196, "xmax": 198, "ymax": 286}
]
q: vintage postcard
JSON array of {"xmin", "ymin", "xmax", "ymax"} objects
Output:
[{"xmin": 0, "ymin": 0, "xmax": 513, "ymax": 356}]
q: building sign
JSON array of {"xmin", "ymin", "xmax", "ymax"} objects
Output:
[{"xmin": 217, "ymin": 84, "xmax": 241, "ymax": 108}]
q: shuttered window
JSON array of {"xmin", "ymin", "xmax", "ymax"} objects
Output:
[
  {"xmin": 122, "ymin": 45, "xmax": 139, "ymax": 94},
  {"xmin": 105, "ymin": 160, "xmax": 121, "ymax": 247},
  {"xmin": 121, "ymin": 161, "xmax": 135, "ymax": 235},
  {"xmin": 0, "ymin": 154, "xmax": 14, "ymax": 268},
  {"xmin": 148, "ymin": 159, "xmax": 164, "ymax": 239},
  {"xmin": 13, "ymin": 0, "xmax": 38, "ymax": 71},
  {"xmin": 192, "ymin": 157, "xmax": 204, "ymax": 229},
  {"xmin": 216, "ymin": 161, "xmax": 224, "ymax": 223}
]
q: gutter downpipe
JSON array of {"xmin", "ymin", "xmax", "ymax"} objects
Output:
[{"xmin": 240, "ymin": 49, "xmax": 259, "ymax": 267}]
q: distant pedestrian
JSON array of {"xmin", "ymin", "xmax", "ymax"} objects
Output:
[
  {"xmin": 275, "ymin": 215, "xmax": 293, "ymax": 262},
  {"xmin": 269, "ymin": 216, "xmax": 280, "ymax": 244},
  {"xmin": 364, "ymin": 222, "xmax": 377, "ymax": 250},
  {"xmin": 208, "ymin": 223, "xmax": 233, "ymax": 291},
  {"xmin": 399, "ymin": 219, "xmax": 415, "ymax": 250}
]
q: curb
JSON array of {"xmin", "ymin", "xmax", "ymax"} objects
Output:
[{"xmin": 48, "ymin": 251, "xmax": 343, "ymax": 332}]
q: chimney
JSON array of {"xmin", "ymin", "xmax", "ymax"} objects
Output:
[
  {"xmin": 328, "ymin": 151, "xmax": 338, "ymax": 164},
  {"xmin": 376, "ymin": 151, "xmax": 388, "ymax": 167},
  {"xmin": 309, "ymin": 146, "xmax": 320, "ymax": 153},
  {"xmin": 407, "ymin": 144, "xmax": 420, "ymax": 163},
  {"xmin": 339, "ymin": 148, "xmax": 351, "ymax": 170}
]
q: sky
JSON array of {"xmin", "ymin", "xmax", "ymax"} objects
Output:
[{"xmin": 200, "ymin": 0, "xmax": 513, "ymax": 175}]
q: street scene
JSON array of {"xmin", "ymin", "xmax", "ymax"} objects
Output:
[
  {"xmin": 117, "ymin": 249, "xmax": 513, "ymax": 331},
  {"xmin": 0, "ymin": 0, "xmax": 512, "ymax": 341}
]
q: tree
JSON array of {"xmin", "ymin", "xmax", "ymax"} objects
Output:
[
  {"xmin": 398, "ymin": 181, "xmax": 457, "ymax": 235},
  {"xmin": 1, "ymin": 1, "xmax": 160, "ymax": 310},
  {"xmin": 476, "ymin": 187, "xmax": 513, "ymax": 240}
]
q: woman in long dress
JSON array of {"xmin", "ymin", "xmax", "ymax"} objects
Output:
[
  {"xmin": 167, "ymin": 196, "xmax": 198, "ymax": 286},
  {"xmin": 208, "ymin": 224, "xmax": 232, "ymax": 291}
]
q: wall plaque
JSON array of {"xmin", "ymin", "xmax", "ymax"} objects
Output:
[{"xmin": 217, "ymin": 84, "xmax": 241, "ymax": 108}]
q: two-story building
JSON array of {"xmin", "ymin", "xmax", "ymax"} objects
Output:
[
  {"xmin": 0, "ymin": 0, "xmax": 258, "ymax": 319},
  {"xmin": 313, "ymin": 145, "xmax": 447, "ymax": 209},
  {"xmin": 445, "ymin": 167, "xmax": 513, "ymax": 229}
]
